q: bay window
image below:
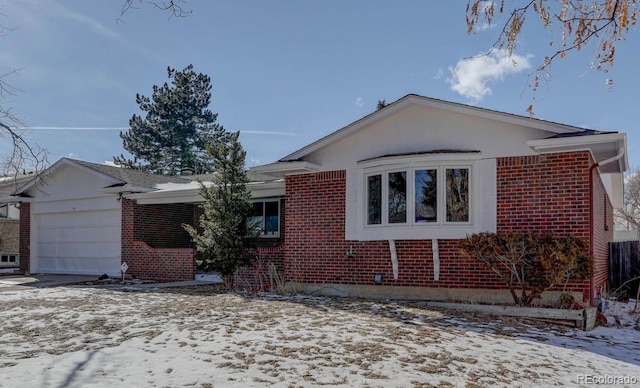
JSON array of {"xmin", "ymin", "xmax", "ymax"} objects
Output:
[{"xmin": 366, "ymin": 165, "xmax": 470, "ymax": 227}]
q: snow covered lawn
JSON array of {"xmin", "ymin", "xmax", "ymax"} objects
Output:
[{"xmin": 1, "ymin": 285, "xmax": 639, "ymax": 387}]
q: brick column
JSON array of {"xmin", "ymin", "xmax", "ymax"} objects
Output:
[
  {"xmin": 19, "ymin": 202, "xmax": 30, "ymax": 273},
  {"xmin": 121, "ymin": 198, "xmax": 135, "ymax": 270}
]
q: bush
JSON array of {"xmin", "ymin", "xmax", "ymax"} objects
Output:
[{"xmin": 459, "ymin": 232, "xmax": 592, "ymax": 306}]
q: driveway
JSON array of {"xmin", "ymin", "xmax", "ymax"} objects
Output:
[{"xmin": 0, "ymin": 274, "xmax": 99, "ymax": 291}]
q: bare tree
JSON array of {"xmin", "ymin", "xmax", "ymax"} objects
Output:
[
  {"xmin": 120, "ymin": 0, "xmax": 191, "ymax": 19},
  {"xmin": 0, "ymin": 16, "xmax": 47, "ymax": 177},
  {"xmin": 616, "ymin": 167, "xmax": 640, "ymax": 230},
  {"xmin": 466, "ymin": 0, "xmax": 638, "ymax": 114}
]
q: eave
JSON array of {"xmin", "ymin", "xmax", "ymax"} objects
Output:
[{"xmin": 527, "ymin": 132, "xmax": 628, "ymax": 174}]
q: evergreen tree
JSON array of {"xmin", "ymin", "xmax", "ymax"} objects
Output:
[
  {"xmin": 114, "ymin": 64, "xmax": 223, "ymax": 175},
  {"xmin": 183, "ymin": 130, "xmax": 257, "ymax": 288}
]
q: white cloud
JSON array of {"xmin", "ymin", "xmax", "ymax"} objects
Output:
[
  {"xmin": 447, "ymin": 49, "xmax": 532, "ymax": 103},
  {"xmin": 433, "ymin": 68, "xmax": 444, "ymax": 80},
  {"xmin": 355, "ymin": 97, "xmax": 363, "ymax": 107}
]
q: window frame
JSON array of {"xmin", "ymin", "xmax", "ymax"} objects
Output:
[
  {"xmin": 0, "ymin": 254, "xmax": 18, "ymax": 264},
  {"xmin": 365, "ymin": 164, "xmax": 472, "ymax": 228},
  {"xmin": 250, "ymin": 199, "xmax": 281, "ymax": 238}
]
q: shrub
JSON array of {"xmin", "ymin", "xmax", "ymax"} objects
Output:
[{"xmin": 460, "ymin": 232, "xmax": 592, "ymax": 306}]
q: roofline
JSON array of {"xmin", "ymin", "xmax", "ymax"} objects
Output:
[
  {"xmin": 249, "ymin": 161, "xmax": 321, "ymax": 179},
  {"xmin": 280, "ymin": 94, "xmax": 587, "ymax": 162},
  {"xmin": 124, "ymin": 180, "xmax": 285, "ymax": 205},
  {"xmin": 12, "ymin": 157, "xmax": 122, "ymax": 195},
  {"xmin": 528, "ymin": 132, "xmax": 628, "ymax": 172}
]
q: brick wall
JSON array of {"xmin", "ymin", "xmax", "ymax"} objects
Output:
[
  {"xmin": 19, "ymin": 203, "xmax": 30, "ymax": 273},
  {"xmin": 284, "ymin": 152, "xmax": 609, "ymax": 302},
  {"xmin": 134, "ymin": 203, "xmax": 197, "ymax": 248},
  {"xmin": 122, "ymin": 198, "xmax": 196, "ymax": 282},
  {"xmin": 131, "ymin": 241, "xmax": 195, "ymax": 282},
  {"xmin": 592, "ymin": 162, "xmax": 614, "ymax": 297},
  {"xmin": 496, "ymin": 153, "xmax": 590, "ymax": 237},
  {"xmin": 284, "ymin": 171, "xmax": 502, "ymax": 288}
]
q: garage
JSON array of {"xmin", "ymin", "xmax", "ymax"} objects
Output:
[
  {"xmin": 6, "ymin": 158, "xmax": 191, "ymax": 277},
  {"xmin": 33, "ymin": 207, "xmax": 121, "ymax": 275}
]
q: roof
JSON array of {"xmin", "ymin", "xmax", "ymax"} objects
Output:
[
  {"xmin": 12, "ymin": 158, "xmax": 192, "ymax": 196},
  {"xmin": 71, "ymin": 159, "xmax": 190, "ymax": 188},
  {"xmin": 279, "ymin": 94, "xmax": 595, "ymax": 162}
]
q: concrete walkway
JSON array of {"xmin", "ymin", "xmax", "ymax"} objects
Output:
[{"xmin": 0, "ymin": 274, "xmax": 217, "ymax": 292}]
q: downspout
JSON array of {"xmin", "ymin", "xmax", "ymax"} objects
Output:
[{"xmin": 588, "ymin": 147, "xmax": 624, "ymax": 306}]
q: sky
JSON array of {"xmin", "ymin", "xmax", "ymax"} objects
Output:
[
  {"xmin": 1, "ymin": 285, "xmax": 639, "ymax": 386},
  {"xmin": 1, "ymin": 0, "xmax": 639, "ymax": 170}
]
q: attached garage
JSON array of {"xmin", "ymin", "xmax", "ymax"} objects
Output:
[{"xmin": 8, "ymin": 158, "xmax": 190, "ymax": 276}]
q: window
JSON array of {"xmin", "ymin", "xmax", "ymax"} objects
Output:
[
  {"xmin": 0, "ymin": 204, "xmax": 7, "ymax": 219},
  {"xmin": 367, "ymin": 175, "xmax": 381, "ymax": 225},
  {"xmin": 366, "ymin": 166, "xmax": 470, "ymax": 227},
  {"xmin": 415, "ymin": 169, "xmax": 437, "ymax": 222},
  {"xmin": 251, "ymin": 200, "xmax": 280, "ymax": 237},
  {"xmin": 388, "ymin": 171, "xmax": 407, "ymax": 223},
  {"xmin": 1, "ymin": 254, "xmax": 18, "ymax": 264},
  {"xmin": 446, "ymin": 168, "xmax": 469, "ymax": 222}
]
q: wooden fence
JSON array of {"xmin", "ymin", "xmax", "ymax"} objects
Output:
[{"xmin": 609, "ymin": 240, "xmax": 640, "ymax": 299}]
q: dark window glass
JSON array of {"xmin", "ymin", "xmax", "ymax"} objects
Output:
[
  {"xmin": 415, "ymin": 169, "xmax": 437, "ymax": 222},
  {"xmin": 367, "ymin": 175, "xmax": 382, "ymax": 225},
  {"xmin": 388, "ymin": 171, "xmax": 407, "ymax": 224}
]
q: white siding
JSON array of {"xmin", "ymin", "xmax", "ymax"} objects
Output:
[{"xmin": 28, "ymin": 164, "xmax": 122, "ymax": 276}]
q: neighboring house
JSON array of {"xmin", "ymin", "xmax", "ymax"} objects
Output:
[
  {"xmin": 0, "ymin": 173, "xmax": 35, "ymax": 269},
  {"xmin": 3, "ymin": 94, "xmax": 628, "ymax": 306}
]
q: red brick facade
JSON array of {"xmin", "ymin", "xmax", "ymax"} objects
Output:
[
  {"xmin": 122, "ymin": 198, "xmax": 196, "ymax": 282},
  {"xmin": 283, "ymin": 151, "xmax": 613, "ymax": 304}
]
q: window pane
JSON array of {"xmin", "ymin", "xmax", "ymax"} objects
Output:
[
  {"xmin": 415, "ymin": 169, "xmax": 437, "ymax": 222},
  {"xmin": 250, "ymin": 202, "xmax": 264, "ymax": 233},
  {"xmin": 367, "ymin": 175, "xmax": 382, "ymax": 225},
  {"xmin": 388, "ymin": 171, "xmax": 407, "ymax": 223},
  {"xmin": 446, "ymin": 168, "xmax": 469, "ymax": 222},
  {"xmin": 0, "ymin": 204, "xmax": 7, "ymax": 218},
  {"xmin": 264, "ymin": 201, "xmax": 279, "ymax": 236}
]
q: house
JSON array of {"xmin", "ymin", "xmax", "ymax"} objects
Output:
[
  {"xmin": 249, "ymin": 94, "xmax": 627, "ymax": 305},
  {"xmin": 0, "ymin": 173, "xmax": 36, "ymax": 270},
  {"xmin": 3, "ymin": 94, "xmax": 627, "ymax": 306}
]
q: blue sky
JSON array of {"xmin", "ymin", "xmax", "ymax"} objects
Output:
[{"xmin": 2, "ymin": 1, "xmax": 639, "ymax": 169}]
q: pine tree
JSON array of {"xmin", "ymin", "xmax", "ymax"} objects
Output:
[
  {"xmin": 183, "ymin": 130, "xmax": 258, "ymax": 288},
  {"xmin": 114, "ymin": 64, "xmax": 224, "ymax": 175}
]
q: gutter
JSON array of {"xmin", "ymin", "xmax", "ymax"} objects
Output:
[{"xmin": 588, "ymin": 147, "xmax": 625, "ymax": 306}]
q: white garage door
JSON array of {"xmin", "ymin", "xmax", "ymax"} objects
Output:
[{"xmin": 34, "ymin": 208, "xmax": 121, "ymax": 275}]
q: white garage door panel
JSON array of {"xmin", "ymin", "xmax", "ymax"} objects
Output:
[
  {"xmin": 33, "ymin": 207, "xmax": 121, "ymax": 275},
  {"xmin": 37, "ymin": 209, "xmax": 120, "ymax": 228}
]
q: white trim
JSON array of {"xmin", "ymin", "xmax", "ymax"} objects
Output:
[
  {"xmin": 125, "ymin": 180, "xmax": 285, "ymax": 205},
  {"xmin": 527, "ymin": 132, "xmax": 628, "ymax": 173},
  {"xmin": 248, "ymin": 161, "xmax": 321, "ymax": 178},
  {"xmin": 347, "ymin": 155, "xmax": 496, "ymax": 241}
]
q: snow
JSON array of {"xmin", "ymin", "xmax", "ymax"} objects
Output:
[{"xmin": 0, "ymin": 285, "xmax": 639, "ymax": 387}]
